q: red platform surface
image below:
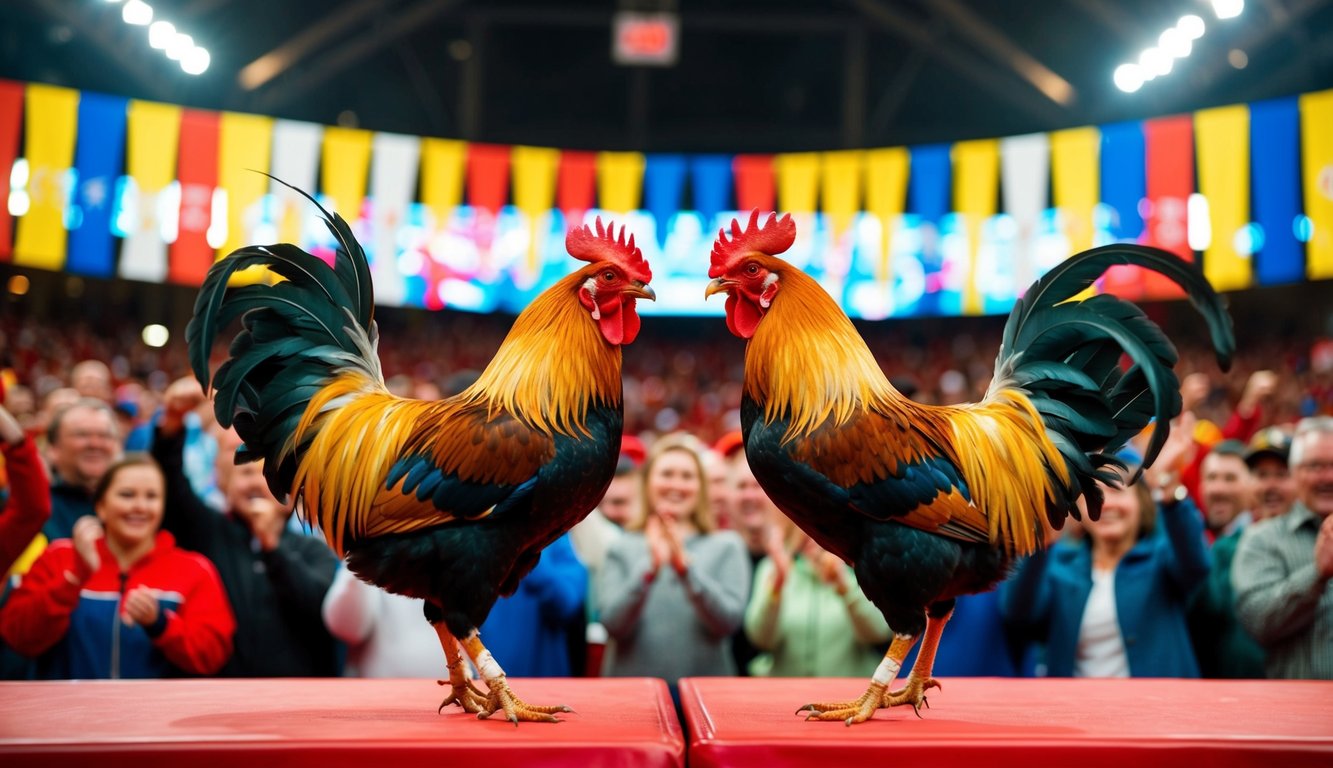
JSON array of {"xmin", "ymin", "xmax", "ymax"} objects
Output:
[
  {"xmin": 681, "ymin": 677, "xmax": 1333, "ymax": 768},
  {"xmin": 0, "ymin": 677, "xmax": 683, "ymax": 768}
]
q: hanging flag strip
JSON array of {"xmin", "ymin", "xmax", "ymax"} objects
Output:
[
  {"xmin": 1050, "ymin": 127, "xmax": 1099, "ymax": 257},
  {"xmin": 644, "ymin": 154, "xmax": 686, "ymax": 248},
  {"xmin": 466, "ymin": 143, "xmax": 511, "ymax": 215},
  {"xmin": 1143, "ymin": 115, "xmax": 1195, "ymax": 298},
  {"xmin": 952, "ymin": 139, "xmax": 998, "ymax": 315},
  {"xmin": 689, "ymin": 154, "xmax": 732, "ymax": 230},
  {"xmin": 216, "ymin": 112, "xmax": 274, "ymax": 262},
  {"xmin": 511, "ymin": 144, "xmax": 559, "ymax": 277},
  {"xmin": 118, "ymin": 100, "xmax": 182, "ymax": 283},
  {"xmin": 1300, "ymin": 89, "xmax": 1333, "ymax": 281},
  {"xmin": 733, "ymin": 155, "xmax": 775, "ymax": 214},
  {"xmin": 999, "ymin": 133, "xmax": 1048, "ymax": 291},
  {"xmin": 420, "ymin": 137, "xmax": 466, "ymax": 235},
  {"xmin": 864, "ymin": 147, "xmax": 908, "ymax": 285},
  {"xmin": 775, "ymin": 152, "xmax": 819, "ymax": 215},
  {"xmin": 0, "ymin": 80, "xmax": 24, "ymax": 261},
  {"xmin": 270, "ymin": 119, "xmax": 323, "ymax": 245},
  {"xmin": 169, "ymin": 109, "xmax": 219, "ymax": 286},
  {"xmin": 820, "ymin": 151, "xmax": 863, "ymax": 283},
  {"xmin": 597, "ymin": 151, "xmax": 645, "ymax": 214},
  {"xmin": 320, "ymin": 126, "xmax": 373, "ymax": 227},
  {"xmin": 367, "ymin": 132, "xmax": 420, "ymax": 306},
  {"xmin": 67, "ymin": 92, "xmax": 127, "ymax": 278},
  {"xmin": 1250, "ymin": 97, "xmax": 1303, "ymax": 285},
  {"xmin": 557, "ymin": 151, "xmax": 597, "ymax": 228},
  {"xmin": 14, "ymin": 84, "xmax": 79, "ymax": 270},
  {"xmin": 908, "ymin": 144, "xmax": 950, "ymax": 315},
  {"xmin": 1100, "ymin": 121, "xmax": 1146, "ymax": 242},
  {"xmin": 1195, "ymin": 104, "xmax": 1251, "ymax": 292}
]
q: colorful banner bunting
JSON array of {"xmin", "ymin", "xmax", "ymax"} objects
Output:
[
  {"xmin": 1050, "ymin": 127, "xmax": 1099, "ymax": 257},
  {"xmin": 597, "ymin": 151, "xmax": 645, "ymax": 214},
  {"xmin": 775, "ymin": 152, "xmax": 819, "ymax": 215},
  {"xmin": 169, "ymin": 109, "xmax": 219, "ymax": 286},
  {"xmin": 864, "ymin": 147, "xmax": 908, "ymax": 285},
  {"xmin": 466, "ymin": 143, "xmax": 511, "ymax": 215},
  {"xmin": 557, "ymin": 151, "xmax": 596, "ymax": 228},
  {"xmin": 14, "ymin": 84, "xmax": 79, "ymax": 270},
  {"xmin": 733, "ymin": 155, "xmax": 775, "ymax": 214},
  {"xmin": 368, "ymin": 132, "xmax": 420, "ymax": 305},
  {"xmin": 1143, "ymin": 115, "xmax": 1195, "ymax": 298},
  {"xmin": 270, "ymin": 119, "xmax": 323, "ymax": 245},
  {"xmin": 689, "ymin": 155, "xmax": 732, "ymax": 229},
  {"xmin": 321, "ymin": 126, "xmax": 373, "ymax": 226},
  {"xmin": 118, "ymin": 100, "xmax": 182, "ymax": 283},
  {"xmin": 1195, "ymin": 104, "xmax": 1251, "ymax": 292},
  {"xmin": 820, "ymin": 151, "xmax": 863, "ymax": 282},
  {"xmin": 644, "ymin": 154, "xmax": 686, "ymax": 248},
  {"xmin": 420, "ymin": 137, "xmax": 466, "ymax": 234},
  {"xmin": 1000, "ymin": 133, "xmax": 1049, "ymax": 291},
  {"xmin": 1100, "ymin": 121, "xmax": 1146, "ymax": 242},
  {"xmin": 216, "ymin": 112, "xmax": 274, "ymax": 262},
  {"xmin": 1300, "ymin": 89, "xmax": 1333, "ymax": 280},
  {"xmin": 0, "ymin": 80, "xmax": 24, "ymax": 261},
  {"xmin": 908, "ymin": 144, "xmax": 950, "ymax": 315},
  {"xmin": 511, "ymin": 144, "xmax": 558, "ymax": 276},
  {"xmin": 1250, "ymin": 97, "xmax": 1303, "ymax": 285},
  {"xmin": 953, "ymin": 139, "xmax": 998, "ymax": 315},
  {"xmin": 67, "ymin": 92, "xmax": 126, "ymax": 278}
]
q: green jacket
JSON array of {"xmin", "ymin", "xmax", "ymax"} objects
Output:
[{"xmin": 1188, "ymin": 528, "xmax": 1266, "ymax": 678}]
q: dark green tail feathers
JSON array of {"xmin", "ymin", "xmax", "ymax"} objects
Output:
[
  {"xmin": 995, "ymin": 244, "xmax": 1235, "ymax": 525},
  {"xmin": 184, "ymin": 178, "xmax": 381, "ymax": 496}
]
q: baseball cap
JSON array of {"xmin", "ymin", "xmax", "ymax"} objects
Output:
[{"xmin": 1244, "ymin": 426, "xmax": 1292, "ymax": 468}]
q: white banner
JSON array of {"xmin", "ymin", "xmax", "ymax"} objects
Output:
[
  {"xmin": 368, "ymin": 132, "xmax": 421, "ymax": 307},
  {"xmin": 270, "ymin": 119, "xmax": 324, "ymax": 246},
  {"xmin": 1000, "ymin": 132, "xmax": 1050, "ymax": 290}
]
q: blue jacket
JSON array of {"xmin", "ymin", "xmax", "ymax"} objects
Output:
[
  {"xmin": 1000, "ymin": 497, "xmax": 1211, "ymax": 678},
  {"xmin": 479, "ymin": 534, "xmax": 586, "ymax": 677}
]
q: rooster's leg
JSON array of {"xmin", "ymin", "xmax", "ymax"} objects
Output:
[
  {"xmin": 460, "ymin": 630, "xmax": 573, "ymax": 725},
  {"xmin": 433, "ymin": 623, "xmax": 488, "ymax": 714},
  {"xmin": 797, "ymin": 633, "xmax": 918, "ymax": 725},
  {"xmin": 883, "ymin": 607, "xmax": 951, "ymax": 715}
]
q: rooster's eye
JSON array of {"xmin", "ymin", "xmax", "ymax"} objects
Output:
[
  {"xmin": 602, "ymin": 270, "xmax": 616, "ymax": 282},
  {"xmin": 746, "ymin": 263, "xmax": 760, "ymax": 275}
]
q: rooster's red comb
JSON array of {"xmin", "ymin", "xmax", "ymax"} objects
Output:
[
  {"xmin": 709, "ymin": 210, "xmax": 796, "ymax": 278},
  {"xmin": 566, "ymin": 217, "xmax": 652, "ymax": 283}
]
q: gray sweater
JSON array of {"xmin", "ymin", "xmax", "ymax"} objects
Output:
[{"xmin": 598, "ymin": 529, "xmax": 750, "ymax": 681}]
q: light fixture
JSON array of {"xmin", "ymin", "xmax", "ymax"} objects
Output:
[
  {"xmin": 166, "ymin": 32, "xmax": 193, "ymax": 61},
  {"xmin": 1177, "ymin": 14, "xmax": 1206, "ymax": 40},
  {"xmin": 141, "ymin": 324, "xmax": 170, "ymax": 348},
  {"xmin": 1140, "ymin": 47, "xmax": 1173, "ymax": 78},
  {"xmin": 1211, "ymin": 0, "xmax": 1244, "ymax": 20},
  {"xmin": 1114, "ymin": 64, "xmax": 1144, "ymax": 93},
  {"xmin": 122, "ymin": 0, "xmax": 152, "ymax": 25},
  {"xmin": 148, "ymin": 20, "xmax": 175, "ymax": 49},
  {"xmin": 181, "ymin": 46, "xmax": 210, "ymax": 75},
  {"xmin": 1159, "ymin": 28, "xmax": 1192, "ymax": 59}
]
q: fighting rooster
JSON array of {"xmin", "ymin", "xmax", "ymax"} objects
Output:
[
  {"xmin": 705, "ymin": 211, "xmax": 1233, "ymax": 724},
  {"xmin": 187, "ymin": 198, "xmax": 653, "ymax": 724}
]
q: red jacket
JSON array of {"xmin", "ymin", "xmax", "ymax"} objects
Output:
[
  {"xmin": 0, "ymin": 531, "xmax": 236, "ymax": 678},
  {"xmin": 0, "ymin": 437, "xmax": 51, "ymax": 575}
]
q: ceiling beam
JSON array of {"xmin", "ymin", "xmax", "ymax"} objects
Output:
[
  {"xmin": 843, "ymin": 0, "xmax": 1067, "ymax": 126},
  {"xmin": 238, "ymin": 0, "xmax": 390, "ymax": 91},
  {"xmin": 255, "ymin": 0, "xmax": 465, "ymax": 112},
  {"xmin": 1069, "ymin": 0, "xmax": 1155, "ymax": 47},
  {"xmin": 928, "ymin": 0, "xmax": 1076, "ymax": 107}
]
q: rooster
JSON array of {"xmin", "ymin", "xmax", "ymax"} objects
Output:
[
  {"xmin": 705, "ymin": 211, "xmax": 1233, "ymax": 724},
  {"xmin": 187, "ymin": 195, "xmax": 653, "ymax": 724}
]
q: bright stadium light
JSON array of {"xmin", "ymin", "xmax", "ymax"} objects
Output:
[
  {"xmin": 1140, "ymin": 47, "xmax": 1173, "ymax": 78},
  {"xmin": 1114, "ymin": 64, "xmax": 1144, "ymax": 93},
  {"xmin": 181, "ymin": 46, "xmax": 210, "ymax": 75},
  {"xmin": 148, "ymin": 21, "xmax": 175, "ymax": 49},
  {"xmin": 1160, "ymin": 28, "xmax": 1192, "ymax": 58},
  {"xmin": 1178, "ymin": 14, "xmax": 1206, "ymax": 39},
  {"xmin": 166, "ymin": 33, "xmax": 193, "ymax": 61},
  {"xmin": 122, "ymin": 0, "xmax": 152, "ymax": 25},
  {"xmin": 1212, "ymin": 0, "xmax": 1244, "ymax": 20}
]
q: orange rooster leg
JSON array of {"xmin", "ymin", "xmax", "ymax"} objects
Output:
[
  {"xmin": 798, "ymin": 634, "xmax": 918, "ymax": 725},
  {"xmin": 433, "ymin": 624, "xmax": 488, "ymax": 714},
  {"xmin": 460, "ymin": 632, "xmax": 573, "ymax": 725},
  {"xmin": 884, "ymin": 609, "xmax": 951, "ymax": 715}
]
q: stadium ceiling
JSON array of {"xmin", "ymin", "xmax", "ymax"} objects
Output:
[{"xmin": 2, "ymin": 0, "xmax": 1332, "ymax": 152}]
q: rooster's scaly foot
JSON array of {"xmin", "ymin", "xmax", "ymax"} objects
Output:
[
  {"xmin": 437, "ymin": 678, "xmax": 489, "ymax": 714},
  {"xmin": 884, "ymin": 676, "xmax": 941, "ymax": 717},
  {"xmin": 797, "ymin": 682, "xmax": 887, "ymax": 725},
  {"xmin": 477, "ymin": 679, "xmax": 573, "ymax": 725}
]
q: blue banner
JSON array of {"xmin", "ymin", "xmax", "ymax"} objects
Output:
[
  {"xmin": 906, "ymin": 144, "xmax": 950, "ymax": 315},
  {"xmin": 689, "ymin": 154, "xmax": 732, "ymax": 231},
  {"xmin": 1100, "ymin": 121, "xmax": 1145, "ymax": 241},
  {"xmin": 644, "ymin": 154, "xmax": 686, "ymax": 249},
  {"xmin": 1251, "ymin": 97, "xmax": 1303, "ymax": 285},
  {"xmin": 67, "ymin": 92, "xmax": 127, "ymax": 277}
]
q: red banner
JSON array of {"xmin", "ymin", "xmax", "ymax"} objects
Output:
[
  {"xmin": 558, "ymin": 151, "xmax": 596, "ymax": 229},
  {"xmin": 0, "ymin": 80, "xmax": 24, "ymax": 261},
  {"xmin": 466, "ymin": 143, "xmax": 511, "ymax": 216},
  {"xmin": 1143, "ymin": 115, "xmax": 1195, "ymax": 299},
  {"xmin": 170, "ymin": 109, "xmax": 219, "ymax": 286},
  {"xmin": 733, "ymin": 155, "xmax": 775, "ymax": 213}
]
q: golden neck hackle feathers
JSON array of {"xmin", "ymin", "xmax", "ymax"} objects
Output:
[
  {"xmin": 745, "ymin": 266, "xmax": 901, "ymax": 441},
  {"xmin": 462, "ymin": 269, "xmax": 622, "ymax": 437}
]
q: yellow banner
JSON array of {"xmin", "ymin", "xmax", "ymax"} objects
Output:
[
  {"xmin": 864, "ymin": 147, "xmax": 908, "ymax": 285},
  {"xmin": 14, "ymin": 84, "xmax": 79, "ymax": 270},
  {"xmin": 1195, "ymin": 105, "xmax": 1251, "ymax": 291},
  {"xmin": 1301, "ymin": 89, "xmax": 1333, "ymax": 280},
  {"xmin": 217, "ymin": 112, "xmax": 274, "ymax": 260},
  {"xmin": 1051, "ymin": 126, "xmax": 1100, "ymax": 257},
  {"xmin": 953, "ymin": 139, "xmax": 999, "ymax": 315},
  {"xmin": 820, "ymin": 150, "xmax": 863, "ymax": 248},
  {"xmin": 421, "ymin": 138, "xmax": 466, "ymax": 233},
  {"xmin": 596, "ymin": 152, "xmax": 645, "ymax": 214},
  {"xmin": 118, "ymin": 100, "xmax": 183, "ymax": 282},
  {"xmin": 512, "ymin": 145, "xmax": 559, "ymax": 274},
  {"xmin": 775, "ymin": 152, "xmax": 819, "ymax": 214},
  {"xmin": 321, "ymin": 127, "xmax": 373, "ymax": 222}
]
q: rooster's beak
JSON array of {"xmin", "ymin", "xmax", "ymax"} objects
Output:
[
  {"xmin": 625, "ymin": 282, "xmax": 656, "ymax": 301},
  {"xmin": 704, "ymin": 278, "xmax": 734, "ymax": 299}
]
